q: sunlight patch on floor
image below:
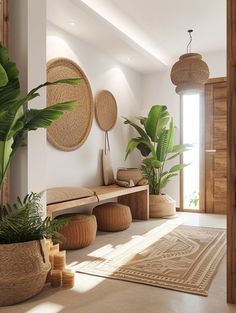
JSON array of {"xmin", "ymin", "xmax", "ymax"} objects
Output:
[
  {"xmin": 25, "ymin": 302, "xmax": 63, "ymax": 313},
  {"xmin": 73, "ymin": 273, "xmax": 106, "ymax": 293},
  {"xmin": 70, "ymin": 217, "xmax": 184, "ymax": 283}
]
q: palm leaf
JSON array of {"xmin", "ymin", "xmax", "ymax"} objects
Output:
[
  {"xmin": 125, "ymin": 137, "xmax": 155, "ymax": 160},
  {"xmin": 24, "ymin": 101, "xmax": 78, "ymax": 131},
  {"xmin": 0, "ymin": 192, "xmax": 69, "ymax": 244},
  {"xmin": 144, "ymin": 105, "xmax": 170, "ymax": 142},
  {"xmin": 160, "ymin": 172, "xmax": 178, "ymax": 189},
  {"xmin": 123, "ymin": 117, "xmax": 150, "ymax": 141},
  {"xmin": 169, "ymin": 163, "xmax": 191, "ymax": 173}
]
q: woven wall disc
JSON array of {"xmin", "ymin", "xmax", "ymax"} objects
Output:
[
  {"xmin": 47, "ymin": 58, "xmax": 93, "ymax": 151},
  {"xmin": 95, "ymin": 90, "xmax": 117, "ymax": 131}
]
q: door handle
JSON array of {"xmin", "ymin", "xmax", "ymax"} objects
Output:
[{"xmin": 205, "ymin": 149, "xmax": 216, "ymax": 153}]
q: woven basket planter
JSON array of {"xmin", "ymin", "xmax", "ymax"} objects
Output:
[
  {"xmin": 59, "ymin": 214, "xmax": 97, "ymax": 250},
  {"xmin": 116, "ymin": 168, "xmax": 144, "ymax": 185},
  {"xmin": 149, "ymin": 194, "xmax": 176, "ymax": 218},
  {"xmin": 93, "ymin": 202, "xmax": 132, "ymax": 232},
  {"xmin": 0, "ymin": 240, "xmax": 50, "ymax": 306}
]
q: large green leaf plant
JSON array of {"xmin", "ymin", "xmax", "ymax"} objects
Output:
[
  {"xmin": 0, "ymin": 43, "xmax": 81, "ymax": 191},
  {"xmin": 0, "ymin": 44, "xmax": 81, "ymax": 243},
  {"xmin": 124, "ymin": 105, "xmax": 192, "ymax": 195}
]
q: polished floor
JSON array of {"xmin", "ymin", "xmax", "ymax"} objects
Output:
[{"xmin": 1, "ymin": 212, "xmax": 236, "ymax": 313}]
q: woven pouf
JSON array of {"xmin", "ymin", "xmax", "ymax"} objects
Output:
[
  {"xmin": 58, "ymin": 214, "xmax": 97, "ymax": 250},
  {"xmin": 93, "ymin": 202, "xmax": 132, "ymax": 232}
]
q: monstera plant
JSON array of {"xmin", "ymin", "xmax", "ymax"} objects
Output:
[
  {"xmin": 124, "ymin": 104, "xmax": 192, "ymax": 218},
  {"xmin": 0, "ymin": 43, "xmax": 81, "ymax": 306}
]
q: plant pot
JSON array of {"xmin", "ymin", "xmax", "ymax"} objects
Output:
[
  {"xmin": 149, "ymin": 194, "xmax": 176, "ymax": 218},
  {"xmin": 0, "ymin": 239, "xmax": 50, "ymax": 306}
]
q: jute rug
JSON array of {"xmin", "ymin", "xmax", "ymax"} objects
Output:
[{"xmin": 76, "ymin": 225, "xmax": 226, "ymax": 296}]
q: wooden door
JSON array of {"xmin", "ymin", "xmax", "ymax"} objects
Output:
[{"xmin": 205, "ymin": 78, "xmax": 227, "ymax": 214}]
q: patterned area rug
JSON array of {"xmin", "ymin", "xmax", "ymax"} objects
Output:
[{"xmin": 76, "ymin": 225, "xmax": 226, "ymax": 296}]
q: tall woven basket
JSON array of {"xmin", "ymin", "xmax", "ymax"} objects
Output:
[{"xmin": 0, "ymin": 240, "xmax": 50, "ymax": 306}]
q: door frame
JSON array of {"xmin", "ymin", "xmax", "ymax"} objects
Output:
[{"xmin": 227, "ymin": 0, "xmax": 236, "ymax": 304}]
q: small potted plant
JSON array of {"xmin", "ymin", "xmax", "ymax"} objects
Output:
[
  {"xmin": 0, "ymin": 43, "xmax": 81, "ymax": 306},
  {"xmin": 124, "ymin": 105, "xmax": 192, "ymax": 218}
]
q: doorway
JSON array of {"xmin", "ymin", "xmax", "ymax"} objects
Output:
[
  {"xmin": 180, "ymin": 77, "xmax": 227, "ymax": 214},
  {"xmin": 180, "ymin": 93, "xmax": 204, "ymax": 212}
]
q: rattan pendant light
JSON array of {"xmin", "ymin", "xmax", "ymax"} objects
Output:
[{"xmin": 170, "ymin": 30, "xmax": 209, "ymax": 95}]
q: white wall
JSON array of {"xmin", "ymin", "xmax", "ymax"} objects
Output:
[
  {"xmin": 142, "ymin": 50, "xmax": 226, "ymax": 206},
  {"xmin": 9, "ymin": 0, "xmax": 47, "ymax": 208},
  {"xmin": 46, "ymin": 23, "xmax": 143, "ymax": 189}
]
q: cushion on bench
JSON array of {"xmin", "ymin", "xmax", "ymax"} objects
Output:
[{"xmin": 47, "ymin": 187, "xmax": 94, "ymax": 205}]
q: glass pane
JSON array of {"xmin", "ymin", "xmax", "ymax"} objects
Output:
[{"xmin": 182, "ymin": 94, "xmax": 200, "ymax": 210}]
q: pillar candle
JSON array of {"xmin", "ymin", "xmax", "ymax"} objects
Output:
[
  {"xmin": 49, "ymin": 253, "xmax": 54, "ymax": 268},
  {"xmin": 62, "ymin": 269, "xmax": 75, "ymax": 288},
  {"xmin": 54, "ymin": 251, "xmax": 66, "ymax": 270},
  {"xmin": 50, "ymin": 270, "xmax": 62, "ymax": 288},
  {"xmin": 50, "ymin": 243, "xmax": 60, "ymax": 255}
]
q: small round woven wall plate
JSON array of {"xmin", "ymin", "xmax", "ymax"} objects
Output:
[
  {"xmin": 95, "ymin": 90, "xmax": 117, "ymax": 131},
  {"xmin": 47, "ymin": 58, "xmax": 93, "ymax": 151}
]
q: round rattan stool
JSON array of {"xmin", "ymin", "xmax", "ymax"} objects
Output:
[
  {"xmin": 93, "ymin": 202, "xmax": 132, "ymax": 232},
  {"xmin": 58, "ymin": 214, "xmax": 97, "ymax": 250}
]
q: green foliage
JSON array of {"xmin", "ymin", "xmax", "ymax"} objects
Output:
[
  {"xmin": 0, "ymin": 193, "xmax": 68, "ymax": 244},
  {"xmin": 0, "ymin": 43, "xmax": 82, "ymax": 190},
  {"xmin": 188, "ymin": 191, "xmax": 199, "ymax": 208},
  {"xmin": 124, "ymin": 105, "xmax": 192, "ymax": 195}
]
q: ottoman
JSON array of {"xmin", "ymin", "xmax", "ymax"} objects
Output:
[
  {"xmin": 93, "ymin": 202, "xmax": 132, "ymax": 232},
  {"xmin": 58, "ymin": 214, "xmax": 97, "ymax": 250}
]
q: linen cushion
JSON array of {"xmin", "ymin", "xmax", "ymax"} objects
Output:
[{"xmin": 47, "ymin": 187, "xmax": 94, "ymax": 205}]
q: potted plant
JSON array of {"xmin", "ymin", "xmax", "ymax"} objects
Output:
[
  {"xmin": 0, "ymin": 43, "xmax": 80, "ymax": 306},
  {"xmin": 124, "ymin": 105, "xmax": 192, "ymax": 218}
]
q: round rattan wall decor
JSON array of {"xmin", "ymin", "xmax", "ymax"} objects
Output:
[
  {"xmin": 47, "ymin": 58, "xmax": 93, "ymax": 151},
  {"xmin": 95, "ymin": 90, "xmax": 117, "ymax": 131}
]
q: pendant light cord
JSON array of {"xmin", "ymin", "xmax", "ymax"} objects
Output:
[{"xmin": 187, "ymin": 29, "xmax": 193, "ymax": 53}]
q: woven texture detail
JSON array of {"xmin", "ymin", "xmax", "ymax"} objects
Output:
[
  {"xmin": 59, "ymin": 214, "xmax": 97, "ymax": 250},
  {"xmin": 149, "ymin": 194, "xmax": 176, "ymax": 218},
  {"xmin": 47, "ymin": 58, "xmax": 93, "ymax": 151},
  {"xmin": 171, "ymin": 53, "xmax": 209, "ymax": 94},
  {"xmin": 93, "ymin": 202, "xmax": 132, "ymax": 232},
  {"xmin": 116, "ymin": 168, "xmax": 143, "ymax": 185},
  {"xmin": 0, "ymin": 240, "xmax": 50, "ymax": 306},
  {"xmin": 95, "ymin": 90, "xmax": 117, "ymax": 131}
]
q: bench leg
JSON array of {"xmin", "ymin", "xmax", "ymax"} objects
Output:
[{"xmin": 118, "ymin": 190, "xmax": 149, "ymax": 220}]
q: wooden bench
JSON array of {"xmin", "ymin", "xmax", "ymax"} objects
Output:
[{"xmin": 47, "ymin": 184, "xmax": 149, "ymax": 220}]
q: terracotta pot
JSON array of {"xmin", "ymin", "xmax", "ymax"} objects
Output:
[
  {"xmin": 149, "ymin": 194, "xmax": 176, "ymax": 218},
  {"xmin": 0, "ymin": 240, "xmax": 50, "ymax": 306}
]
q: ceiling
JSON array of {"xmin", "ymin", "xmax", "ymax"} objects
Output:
[{"xmin": 47, "ymin": 0, "xmax": 226, "ymax": 74}]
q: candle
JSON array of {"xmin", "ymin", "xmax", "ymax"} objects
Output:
[
  {"xmin": 49, "ymin": 253, "xmax": 54, "ymax": 268},
  {"xmin": 50, "ymin": 243, "xmax": 60, "ymax": 255},
  {"xmin": 62, "ymin": 269, "xmax": 75, "ymax": 288},
  {"xmin": 44, "ymin": 238, "xmax": 52, "ymax": 253},
  {"xmin": 54, "ymin": 251, "xmax": 66, "ymax": 270},
  {"xmin": 50, "ymin": 270, "xmax": 62, "ymax": 288}
]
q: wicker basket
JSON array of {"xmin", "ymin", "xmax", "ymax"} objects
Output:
[
  {"xmin": 93, "ymin": 202, "xmax": 132, "ymax": 232},
  {"xmin": 58, "ymin": 214, "xmax": 97, "ymax": 250},
  {"xmin": 149, "ymin": 194, "xmax": 176, "ymax": 218},
  {"xmin": 116, "ymin": 168, "xmax": 144, "ymax": 185},
  {"xmin": 0, "ymin": 240, "xmax": 50, "ymax": 306}
]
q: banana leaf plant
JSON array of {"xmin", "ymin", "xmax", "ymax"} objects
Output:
[
  {"xmin": 0, "ymin": 43, "xmax": 81, "ymax": 202},
  {"xmin": 124, "ymin": 105, "xmax": 192, "ymax": 195}
]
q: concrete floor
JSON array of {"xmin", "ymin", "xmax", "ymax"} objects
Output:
[{"xmin": 1, "ymin": 212, "xmax": 236, "ymax": 313}]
